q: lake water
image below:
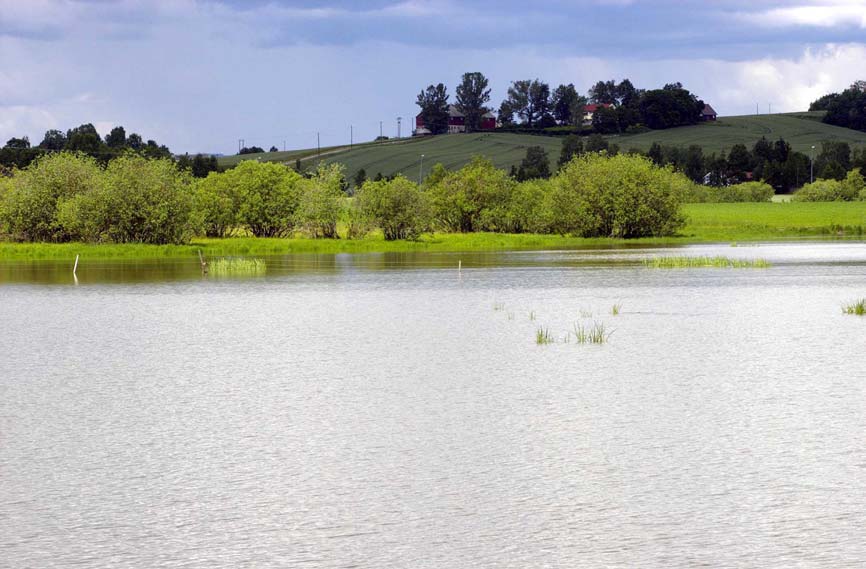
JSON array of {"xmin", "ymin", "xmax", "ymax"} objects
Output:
[{"xmin": 2, "ymin": 243, "xmax": 866, "ymax": 568}]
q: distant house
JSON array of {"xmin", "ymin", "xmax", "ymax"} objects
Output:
[
  {"xmin": 582, "ymin": 103, "xmax": 614, "ymax": 125},
  {"xmin": 415, "ymin": 105, "xmax": 496, "ymax": 135},
  {"xmin": 701, "ymin": 104, "xmax": 718, "ymax": 121}
]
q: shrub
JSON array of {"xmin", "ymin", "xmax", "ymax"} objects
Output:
[
  {"xmin": 548, "ymin": 153, "xmax": 687, "ymax": 237},
  {"xmin": 793, "ymin": 178, "xmax": 847, "ymax": 202},
  {"xmin": 426, "ymin": 156, "xmax": 515, "ymax": 232},
  {"xmin": 296, "ymin": 163, "xmax": 345, "ymax": 238},
  {"xmin": 231, "ymin": 160, "xmax": 304, "ymax": 237},
  {"xmin": 196, "ymin": 170, "xmax": 241, "ymax": 237},
  {"xmin": 502, "ymin": 179, "xmax": 550, "ymax": 233},
  {"xmin": 1, "ymin": 152, "xmax": 101, "ymax": 241},
  {"xmin": 356, "ymin": 175, "xmax": 430, "ymax": 240},
  {"xmin": 59, "ymin": 154, "xmax": 197, "ymax": 244},
  {"xmin": 686, "ymin": 181, "xmax": 774, "ymax": 203}
]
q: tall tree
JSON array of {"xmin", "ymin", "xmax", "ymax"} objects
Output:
[
  {"xmin": 504, "ymin": 80, "xmax": 531, "ymax": 126},
  {"xmin": 588, "ymin": 80, "xmax": 617, "ymax": 104},
  {"xmin": 497, "ymin": 100, "xmax": 515, "ymax": 127},
  {"xmin": 516, "ymin": 146, "xmax": 551, "ymax": 180},
  {"xmin": 455, "ymin": 72, "xmax": 491, "ymax": 132},
  {"xmin": 104, "ymin": 126, "xmax": 127, "ymax": 148},
  {"xmin": 416, "ymin": 83, "xmax": 450, "ymax": 135},
  {"xmin": 39, "ymin": 129, "xmax": 67, "ymax": 151},
  {"xmin": 4, "ymin": 136, "xmax": 30, "ymax": 149},
  {"xmin": 529, "ymin": 80, "xmax": 552, "ymax": 126},
  {"xmin": 558, "ymin": 135, "xmax": 584, "ymax": 168},
  {"xmin": 65, "ymin": 124, "xmax": 103, "ymax": 154},
  {"xmin": 127, "ymin": 133, "xmax": 144, "ymax": 151},
  {"xmin": 552, "ymin": 84, "xmax": 579, "ymax": 125}
]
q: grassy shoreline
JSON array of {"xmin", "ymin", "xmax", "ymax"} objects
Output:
[{"xmin": 2, "ymin": 202, "xmax": 866, "ymax": 261}]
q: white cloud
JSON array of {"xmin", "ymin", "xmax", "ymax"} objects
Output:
[{"xmin": 743, "ymin": 1, "xmax": 866, "ymax": 28}]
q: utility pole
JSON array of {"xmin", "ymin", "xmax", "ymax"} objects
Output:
[
  {"xmin": 397, "ymin": 117, "xmax": 402, "ymax": 138},
  {"xmin": 756, "ymin": 103, "xmax": 759, "ymax": 115},
  {"xmin": 350, "ymin": 125, "xmax": 353, "ymax": 149},
  {"xmin": 769, "ymin": 103, "xmax": 772, "ymax": 114},
  {"xmin": 283, "ymin": 140, "xmax": 286, "ymax": 152},
  {"xmin": 418, "ymin": 154, "xmax": 425, "ymax": 184},
  {"xmin": 317, "ymin": 132, "xmax": 320, "ymax": 158},
  {"xmin": 379, "ymin": 121, "xmax": 383, "ymax": 138},
  {"xmin": 810, "ymin": 145, "xmax": 815, "ymax": 183},
  {"xmin": 238, "ymin": 139, "xmax": 245, "ymax": 153}
]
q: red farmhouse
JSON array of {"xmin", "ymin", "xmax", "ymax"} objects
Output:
[{"xmin": 415, "ymin": 105, "xmax": 496, "ymax": 135}]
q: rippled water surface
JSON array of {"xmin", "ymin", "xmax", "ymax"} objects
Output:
[{"xmin": 2, "ymin": 243, "xmax": 866, "ymax": 568}]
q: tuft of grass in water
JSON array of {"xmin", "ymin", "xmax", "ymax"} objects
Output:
[
  {"xmin": 529, "ymin": 311, "xmax": 536, "ymax": 321},
  {"xmin": 535, "ymin": 326, "xmax": 554, "ymax": 345},
  {"xmin": 209, "ymin": 257, "xmax": 267, "ymax": 276},
  {"xmin": 579, "ymin": 308, "xmax": 593, "ymax": 318},
  {"xmin": 842, "ymin": 298, "xmax": 866, "ymax": 315},
  {"xmin": 644, "ymin": 255, "xmax": 770, "ymax": 269},
  {"xmin": 573, "ymin": 322, "xmax": 611, "ymax": 344},
  {"xmin": 493, "ymin": 301, "xmax": 505, "ymax": 311},
  {"xmin": 611, "ymin": 303, "xmax": 621, "ymax": 316},
  {"xmin": 506, "ymin": 311, "xmax": 514, "ymax": 320}
]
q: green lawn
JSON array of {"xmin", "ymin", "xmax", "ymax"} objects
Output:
[{"xmin": 3, "ymin": 202, "xmax": 866, "ymax": 261}]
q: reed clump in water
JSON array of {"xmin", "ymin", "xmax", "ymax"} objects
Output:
[
  {"xmin": 842, "ymin": 298, "xmax": 866, "ymax": 315},
  {"xmin": 209, "ymin": 257, "xmax": 267, "ymax": 276},
  {"xmin": 611, "ymin": 303, "xmax": 622, "ymax": 316},
  {"xmin": 535, "ymin": 326, "xmax": 554, "ymax": 345},
  {"xmin": 644, "ymin": 256, "xmax": 770, "ymax": 269},
  {"xmin": 573, "ymin": 322, "xmax": 611, "ymax": 344}
]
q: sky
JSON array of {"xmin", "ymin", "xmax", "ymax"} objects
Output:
[{"xmin": 1, "ymin": 0, "xmax": 865, "ymax": 155}]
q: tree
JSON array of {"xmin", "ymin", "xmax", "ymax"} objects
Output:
[
  {"xmin": 5, "ymin": 137, "xmax": 30, "ymax": 149},
  {"xmin": 191, "ymin": 154, "xmax": 218, "ymax": 178},
  {"xmin": 39, "ymin": 130, "xmax": 67, "ymax": 151},
  {"xmin": 127, "ymin": 133, "xmax": 143, "ymax": 151},
  {"xmin": 559, "ymin": 135, "xmax": 584, "ymax": 168},
  {"xmin": 65, "ymin": 124, "xmax": 103, "ymax": 154},
  {"xmin": 356, "ymin": 176, "xmax": 430, "ymax": 240},
  {"xmin": 591, "ymin": 106, "xmax": 619, "ymax": 134},
  {"xmin": 426, "ymin": 156, "xmax": 515, "ymax": 232},
  {"xmin": 588, "ymin": 80, "xmax": 617, "ymax": 104},
  {"xmin": 585, "ymin": 134, "xmax": 609, "ymax": 153},
  {"xmin": 684, "ymin": 145, "xmax": 704, "ymax": 182},
  {"xmin": 353, "ymin": 168, "xmax": 367, "ymax": 189},
  {"xmin": 727, "ymin": 144, "xmax": 752, "ymax": 182},
  {"xmin": 552, "ymin": 84, "xmax": 579, "ymax": 125},
  {"xmin": 269, "ymin": 146, "xmax": 279, "ymax": 153},
  {"xmin": 497, "ymin": 100, "xmax": 514, "ymax": 127},
  {"xmin": 455, "ymin": 72, "xmax": 491, "ymax": 133},
  {"xmin": 638, "ymin": 86, "xmax": 704, "ymax": 129},
  {"xmin": 823, "ymin": 84, "xmax": 866, "ymax": 131},
  {"xmin": 296, "ymin": 163, "xmax": 345, "ymax": 238},
  {"xmin": 504, "ymin": 79, "xmax": 549, "ymax": 127},
  {"xmin": 238, "ymin": 146, "xmax": 265, "ymax": 155},
  {"xmin": 416, "ymin": 83, "xmax": 450, "ymax": 135},
  {"xmin": 516, "ymin": 146, "xmax": 551, "ymax": 181},
  {"xmin": 529, "ymin": 80, "xmax": 552, "ymax": 126},
  {"xmin": 104, "ymin": 126, "xmax": 126, "ymax": 148}
]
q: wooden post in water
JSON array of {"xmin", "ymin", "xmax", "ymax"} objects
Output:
[
  {"xmin": 73, "ymin": 254, "xmax": 79, "ymax": 275},
  {"xmin": 458, "ymin": 260, "xmax": 462, "ymax": 277},
  {"xmin": 198, "ymin": 250, "xmax": 208, "ymax": 275}
]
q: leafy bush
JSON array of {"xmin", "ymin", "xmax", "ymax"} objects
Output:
[
  {"xmin": 296, "ymin": 163, "xmax": 345, "ymax": 238},
  {"xmin": 792, "ymin": 172, "xmax": 864, "ymax": 202},
  {"xmin": 231, "ymin": 160, "xmax": 304, "ymax": 237},
  {"xmin": 548, "ymin": 153, "xmax": 687, "ymax": 237},
  {"xmin": 59, "ymin": 154, "xmax": 197, "ymax": 244},
  {"xmin": 426, "ymin": 156, "xmax": 515, "ymax": 232},
  {"xmin": 687, "ymin": 181, "xmax": 774, "ymax": 203},
  {"xmin": 1, "ymin": 152, "xmax": 101, "ymax": 241},
  {"xmin": 196, "ymin": 170, "xmax": 241, "ymax": 237},
  {"xmin": 356, "ymin": 175, "xmax": 430, "ymax": 240},
  {"xmin": 501, "ymin": 179, "xmax": 550, "ymax": 233}
]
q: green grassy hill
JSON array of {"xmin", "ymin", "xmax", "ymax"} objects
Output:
[{"xmin": 217, "ymin": 112, "xmax": 866, "ymax": 182}]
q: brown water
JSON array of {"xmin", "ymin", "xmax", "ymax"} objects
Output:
[{"xmin": 2, "ymin": 243, "xmax": 865, "ymax": 567}]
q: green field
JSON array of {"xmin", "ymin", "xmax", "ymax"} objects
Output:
[
  {"xmin": 218, "ymin": 112, "xmax": 866, "ymax": 184},
  {"xmin": 3, "ymin": 202, "xmax": 865, "ymax": 261}
]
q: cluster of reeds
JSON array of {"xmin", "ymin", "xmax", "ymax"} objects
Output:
[
  {"xmin": 573, "ymin": 322, "xmax": 611, "ymax": 344},
  {"xmin": 493, "ymin": 301, "xmax": 505, "ymax": 311},
  {"xmin": 535, "ymin": 326, "xmax": 554, "ymax": 345},
  {"xmin": 644, "ymin": 256, "xmax": 770, "ymax": 269},
  {"xmin": 610, "ymin": 303, "xmax": 621, "ymax": 316},
  {"xmin": 842, "ymin": 298, "xmax": 866, "ymax": 315},
  {"xmin": 208, "ymin": 257, "xmax": 267, "ymax": 276}
]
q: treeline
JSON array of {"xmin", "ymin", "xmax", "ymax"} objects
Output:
[
  {"xmin": 507, "ymin": 134, "xmax": 866, "ymax": 193},
  {"xmin": 810, "ymin": 81, "xmax": 866, "ymax": 132},
  {"xmin": 417, "ymin": 73, "xmax": 706, "ymax": 134},
  {"xmin": 1, "ymin": 151, "xmax": 698, "ymax": 244},
  {"xmin": 1, "ymin": 124, "xmax": 219, "ymax": 179}
]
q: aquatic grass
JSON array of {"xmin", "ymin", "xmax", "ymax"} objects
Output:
[
  {"xmin": 643, "ymin": 255, "xmax": 770, "ymax": 269},
  {"xmin": 573, "ymin": 322, "xmax": 611, "ymax": 344},
  {"xmin": 611, "ymin": 303, "xmax": 621, "ymax": 316},
  {"xmin": 842, "ymin": 298, "xmax": 866, "ymax": 315},
  {"xmin": 208, "ymin": 257, "xmax": 267, "ymax": 277},
  {"xmin": 579, "ymin": 308, "xmax": 593, "ymax": 318},
  {"xmin": 493, "ymin": 301, "xmax": 505, "ymax": 311},
  {"xmin": 506, "ymin": 311, "xmax": 514, "ymax": 320},
  {"xmin": 535, "ymin": 326, "xmax": 554, "ymax": 345},
  {"xmin": 529, "ymin": 311, "xmax": 536, "ymax": 321}
]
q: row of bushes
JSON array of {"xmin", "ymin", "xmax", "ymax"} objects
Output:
[
  {"xmin": 792, "ymin": 170, "xmax": 866, "ymax": 202},
  {"xmin": 0, "ymin": 151, "xmax": 698, "ymax": 243},
  {"xmin": 686, "ymin": 181, "xmax": 775, "ymax": 203}
]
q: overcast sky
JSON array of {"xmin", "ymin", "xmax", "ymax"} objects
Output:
[{"xmin": 1, "ymin": 0, "xmax": 865, "ymax": 154}]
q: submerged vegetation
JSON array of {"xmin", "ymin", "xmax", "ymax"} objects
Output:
[
  {"xmin": 573, "ymin": 322, "xmax": 611, "ymax": 344},
  {"xmin": 644, "ymin": 255, "xmax": 770, "ymax": 268},
  {"xmin": 208, "ymin": 257, "xmax": 267, "ymax": 277},
  {"xmin": 535, "ymin": 326, "xmax": 554, "ymax": 345},
  {"xmin": 842, "ymin": 298, "xmax": 866, "ymax": 315}
]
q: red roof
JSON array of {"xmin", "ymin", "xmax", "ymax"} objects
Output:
[{"xmin": 584, "ymin": 103, "xmax": 613, "ymax": 112}]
